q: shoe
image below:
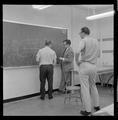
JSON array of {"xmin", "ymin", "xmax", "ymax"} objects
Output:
[
  {"xmin": 66, "ymin": 90, "xmax": 71, "ymax": 94},
  {"xmin": 48, "ymin": 96, "xmax": 53, "ymax": 100},
  {"xmin": 80, "ymin": 110, "xmax": 91, "ymax": 116},
  {"xmin": 94, "ymin": 106, "xmax": 100, "ymax": 111},
  {"xmin": 40, "ymin": 96, "xmax": 45, "ymax": 100}
]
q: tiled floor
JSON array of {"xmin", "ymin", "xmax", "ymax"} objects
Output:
[{"xmin": 3, "ymin": 85, "xmax": 114, "ymax": 116}]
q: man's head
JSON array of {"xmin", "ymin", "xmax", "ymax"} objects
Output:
[
  {"xmin": 79, "ymin": 27, "xmax": 90, "ymax": 39},
  {"xmin": 63, "ymin": 39, "xmax": 71, "ymax": 48},
  {"xmin": 45, "ymin": 40, "xmax": 52, "ymax": 47}
]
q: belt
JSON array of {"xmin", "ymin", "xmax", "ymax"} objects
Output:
[{"xmin": 40, "ymin": 64, "xmax": 53, "ymax": 66}]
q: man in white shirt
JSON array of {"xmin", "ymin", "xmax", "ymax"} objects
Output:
[
  {"xmin": 36, "ymin": 40, "xmax": 57, "ymax": 100},
  {"xmin": 75, "ymin": 27, "xmax": 100, "ymax": 116}
]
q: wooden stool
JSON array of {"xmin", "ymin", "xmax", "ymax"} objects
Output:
[{"xmin": 64, "ymin": 70, "xmax": 82, "ymax": 104}]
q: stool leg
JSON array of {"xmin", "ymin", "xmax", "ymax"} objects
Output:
[
  {"xmin": 80, "ymin": 89, "xmax": 83, "ymax": 105},
  {"xmin": 64, "ymin": 90, "xmax": 67, "ymax": 104}
]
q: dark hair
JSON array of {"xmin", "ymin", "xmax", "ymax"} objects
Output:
[
  {"xmin": 81, "ymin": 27, "xmax": 90, "ymax": 35},
  {"xmin": 45, "ymin": 40, "xmax": 52, "ymax": 46},
  {"xmin": 63, "ymin": 39, "xmax": 71, "ymax": 45}
]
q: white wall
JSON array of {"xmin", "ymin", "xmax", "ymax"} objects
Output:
[
  {"xmin": 70, "ymin": 7, "xmax": 101, "ymax": 71},
  {"xmin": 3, "ymin": 66, "xmax": 61, "ymax": 99},
  {"xmin": 3, "ymin": 5, "xmax": 72, "ymax": 100},
  {"xmin": 3, "ymin": 5, "xmax": 113, "ymax": 100},
  {"xmin": 97, "ymin": 17, "xmax": 114, "ymax": 66},
  {"xmin": 2, "ymin": 5, "xmax": 75, "ymax": 100}
]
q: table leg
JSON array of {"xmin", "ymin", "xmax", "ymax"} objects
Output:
[
  {"xmin": 98, "ymin": 74, "xmax": 104, "ymax": 86},
  {"xmin": 106, "ymin": 74, "xmax": 113, "ymax": 86}
]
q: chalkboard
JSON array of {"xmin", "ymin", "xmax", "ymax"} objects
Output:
[{"xmin": 3, "ymin": 21, "xmax": 67, "ymax": 67}]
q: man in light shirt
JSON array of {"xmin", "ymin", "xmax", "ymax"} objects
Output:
[
  {"xmin": 75, "ymin": 27, "xmax": 100, "ymax": 116},
  {"xmin": 36, "ymin": 40, "xmax": 57, "ymax": 100}
]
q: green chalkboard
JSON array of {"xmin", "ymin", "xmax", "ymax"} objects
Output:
[{"xmin": 3, "ymin": 21, "xmax": 67, "ymax": 67}]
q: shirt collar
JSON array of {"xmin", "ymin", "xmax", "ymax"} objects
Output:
[
  {"xmin": 45, "ymin": 46, "xmax": 50, "ymax": 49},
  {"xmin": 83, "ymin": 36, "xmax": 89, "ymax": 40}
]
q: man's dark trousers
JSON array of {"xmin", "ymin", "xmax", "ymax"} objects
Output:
[{"xmin": 39, "ymin": 64, "xmax": 53, "ymax": 98}]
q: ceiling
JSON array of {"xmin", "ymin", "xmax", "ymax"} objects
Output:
[
  {"xmin": 3, "ymin": 5, "xmax": 113, "ymax": 11},
  {"xmin": 3, "ymin": 5, "xmax": 114, "ymax": 20},
  {"xmin": 79, "ymin": 5, "xmax": 114, "ymax": 13},
  {"xmin": 80, "ymin": 5, "xmax": 113, "ymax": 10}
]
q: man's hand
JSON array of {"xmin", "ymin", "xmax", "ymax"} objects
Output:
[
  {"xmin": 75, "ymin": 53, "xmax": 79, "ymax": 65},
  {"xmin": 59, "ymin": 57, "xmax": 65, "ymax": 61}
]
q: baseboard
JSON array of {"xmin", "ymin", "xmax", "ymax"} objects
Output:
[
  {"xmin": 96, "ymin": 82, "xmax": 113, "ymax": 87},
  {"xmin": 3, "ymin": 83, "xmax": 113, "ymax": 104},
  {"xmin": 3, "ymin": 89, "xmax": 59, "ymax": 103}
]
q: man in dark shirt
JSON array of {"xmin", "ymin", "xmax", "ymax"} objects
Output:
[{"xmin": 58, "ymin": 39, "xmax": 74, "ymax": 93}]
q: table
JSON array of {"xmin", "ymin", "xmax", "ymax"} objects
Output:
[
  {"xmin": 97, "ymin": 66, "xmax": 113, "ymax": 86},
  {"xmin": 93, "ymin": 103, "xmax": 114, "ymax": 116}
]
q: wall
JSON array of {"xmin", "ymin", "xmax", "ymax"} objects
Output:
[
  {"xmin": 3, "ymin": 5, "xmax": 71, "ymax": 99},
  {"xmin": 97, "ymin": 17, "xmax": 114, "ymax": 66},
  {"xmin": 3, "ymin": 5, "xmax": 107, "ymax": 100},
  {"xmin": 3, "ymin": 65, "xmax": 61, "ymax": 99},
  {"xmin": 2, "ymin": 5, "xmax": 79, "ymax": 100}
]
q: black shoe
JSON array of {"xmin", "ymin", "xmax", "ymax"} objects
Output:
[
  {"xmin": 94, "ymin": 106, "xmax": 100, "ymax": 111},
  {"xmin": 48, "ymin": 96, "xmax": 53, "ymax": 100},
  {"xmin": 67, "ymin": 90, "xmax": 71, "ymax": 94},
  {"xmin": 80, "ymin": 110, "xmax": 91, "ymax": 116},
  {"xmin": 40, "ymin": 96, "xmax": 45, "ymax": 100}
]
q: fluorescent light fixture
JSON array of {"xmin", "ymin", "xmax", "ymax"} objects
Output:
[
  {"xmin": 32, "ymin": 5, "xmax": 52, "ymax": 10},
  {"xmin": 86, "ymin": 11, "xmax": 114, "ymax": 20}
]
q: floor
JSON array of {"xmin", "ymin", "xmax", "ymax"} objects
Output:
[{"xmin": 3, "ymin": 85, "xmax": 114, "ymax": 116}]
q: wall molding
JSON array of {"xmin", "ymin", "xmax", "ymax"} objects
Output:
[
  {"xmin": 3, "ymin": 89, "xmax": 58, "ymax": 103},
  {"xmin": 102, "ymin": 50, "xmax": 113, "ymax": 53},
  {"xmin": 102, "ymin": 38, "xmax": 113, "ymax": 41},
  {"xmin": 3, "ymin": 83, "xmax": 113, "ymax": 104}
]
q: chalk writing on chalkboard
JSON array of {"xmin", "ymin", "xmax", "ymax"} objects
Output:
[{"xmin": 3, "ymin": 21, "xmax": 67, "ymax": 67}]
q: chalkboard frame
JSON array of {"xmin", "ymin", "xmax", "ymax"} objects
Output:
[{"xmin": 3, "ymin": 20, "xmax": 68, "ymax": 69}]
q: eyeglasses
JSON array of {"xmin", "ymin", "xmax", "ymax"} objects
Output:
[{"xmin": 63, "ymin": 43, "xmax": 66, "ymax": 46}]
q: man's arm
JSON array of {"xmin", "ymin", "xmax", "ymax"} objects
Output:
[
  {"xmin": 59, "ymin": 49, "xmax": 74, "ymax": 63},
  {"xmin": 75, "ymin": 40, "xmax": 85, "ymax": 66},
  {"xmin": 97, "ymin": 47, "xmax": 100, "ymax": 58},
  {"xmin": 53, "ymin": 52, "xmax": 57, "ymax": 65},
  {"xmin": 75, "ymin": 53, "xmax": 80, "ymax": 66},
  {"xmin": 36, "ymin": 50, "xmax": 40, "ymax": 62},
  {"xmin": 63, "ymin": 50, "xmax": 74, "ymax": 63}
]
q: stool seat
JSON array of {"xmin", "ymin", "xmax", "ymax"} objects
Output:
[{"xmin": 64, "ymin": 85, "xmax": 82, "ymax": 104}]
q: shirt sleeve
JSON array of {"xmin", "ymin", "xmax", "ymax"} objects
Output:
[
  {"xmin": 76, "ymin": 40, "xmax": 85, "ymax": 54},
  {"xmin": 36, "ymin": 50, "xmax": 41, "ymax": 62},
  {"xmin": 75, "ymin": 40, "xmax": 85, "ymax": 65},
  {"xmin": 64, "ymin": 50, "xmax": 74, "ymax": 63}
]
